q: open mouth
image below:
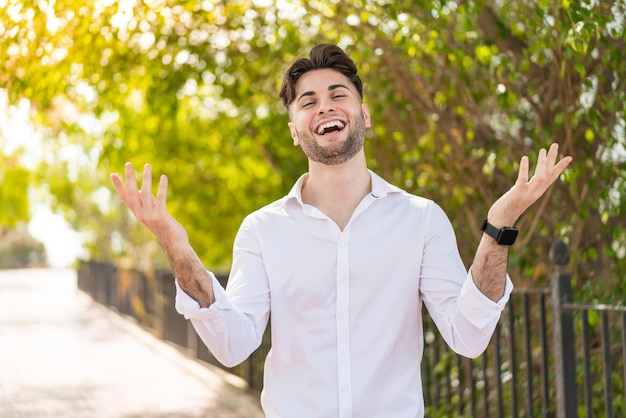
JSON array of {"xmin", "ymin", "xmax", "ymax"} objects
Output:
[{"xmin": 316, "ymin": 120, "xmax": 346, "ymax": 136}]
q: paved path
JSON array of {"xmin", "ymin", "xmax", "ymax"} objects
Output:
[{"xmin": 0, "ymin": 268, "xmax": 264, "ymax": 417}]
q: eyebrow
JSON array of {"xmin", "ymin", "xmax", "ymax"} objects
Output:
[{"xmin": 296, "ymin": 84, "xmax": 351, "ymax": 104}]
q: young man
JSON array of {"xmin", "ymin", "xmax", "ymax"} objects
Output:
[{"xmin": 111, "ymin": 44, "xmax": 572, "ymax": 417}]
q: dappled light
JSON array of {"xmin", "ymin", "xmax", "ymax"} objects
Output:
[
  {"xmin": 1, "ymin": 0, "xmax": 625, "ymax": 295},
  {"xmin": 1, "ymin": 0, "xmax": 626, "ymax": 415}
]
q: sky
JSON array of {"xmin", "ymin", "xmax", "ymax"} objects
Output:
[
  {"xmin": 2, "ymin": 91, "xmax": 84, "ymax": 268},
  {"xmin": 28, "ymin": 205, "xmax": 84, "ymax": 267}
]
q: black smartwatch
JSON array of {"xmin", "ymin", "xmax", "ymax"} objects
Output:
[{"xmin": 480, "ymin": 218, "xmax": 518, "ymax": 246}]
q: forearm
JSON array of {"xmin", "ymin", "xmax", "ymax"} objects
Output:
[
  {"xmin": 162, "ymin": 240, "xmax": 215, "ymax": 308},
  {"xmin": 109, "ymin": 164, "xmax": 216, "ymax": 307},
  {"xmin": 471, "ymin": 233, "xmax": 509, "ymax": 302},
  {"xmin": 469, "ymin": 143, "xmax": 573, "ymax": 300}
]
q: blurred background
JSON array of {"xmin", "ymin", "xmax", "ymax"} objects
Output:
[{"xmin": 1, "ymin": 0, "xmax": 625, "ymax": 300}]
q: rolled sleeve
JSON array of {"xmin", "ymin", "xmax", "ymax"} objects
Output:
[
  {"xmin": 458, "ymin": 269, "xmax": 514, "ymax": 332},
  {"xmin": 174, "ymin": 272, "xmax": 234, "ymax": 332}
]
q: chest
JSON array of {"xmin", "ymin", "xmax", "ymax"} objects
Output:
[{"xmin": 258, "ymin": 208, "xmax": 426, "ymax": 313}]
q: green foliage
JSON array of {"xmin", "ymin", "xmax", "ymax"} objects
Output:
[
  {"xmin": 0, "ymin": 156, "xmax": 30, "ymax": 227},
  {"xmin": 3, "ymin": 3, "xmax": 624, "ymax": 415},
  {"xmin": 1, "ymin": 0, "xmax": 624, "ymax": 288}
]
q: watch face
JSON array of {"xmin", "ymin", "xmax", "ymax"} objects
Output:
[{"xmin": 498, "ymin": 228, "xmax": 519, "ymax": 245}]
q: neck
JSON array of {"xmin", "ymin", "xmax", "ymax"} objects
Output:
[{"xmin": 301, "ymin": 154, "xmax": 371, "ymax": 229}]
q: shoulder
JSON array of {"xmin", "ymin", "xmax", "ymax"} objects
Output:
[
  {"xmin": 238, "ymin": 190, "xmax": 308, "ymax": 239},
  {"xmin": 242, "ymin": 196, "xmax": 289, "ymax": 223},
  {"xmin": 371, "ymin": 170, "xmax": 439, "ymax": 212},
  {"xmin": 394, "ymin": 192, "xmax": 449, "ymax": 227},
  {"xmin": 371, "ymin": 172, "xmax": 452, "ymax": 231}
]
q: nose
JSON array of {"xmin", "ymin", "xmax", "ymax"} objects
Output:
[{"xmin": 317, "ymin": 98, "xmax": 335, "ymax": 114}]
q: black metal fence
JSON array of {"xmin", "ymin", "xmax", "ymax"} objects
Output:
[
  {"xmin": 420, "ymin": 240, "xmax": 626, "ymax": 417},
  {"xmin": 421, "ymin": 287, "xmax": 554, "ymax": 417},
  {"xmin": 76, "ymin": 241, "xmax": 625, "ymax": 417}
]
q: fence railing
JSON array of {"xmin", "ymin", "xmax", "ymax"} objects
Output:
[
  {"xmin": 76, "ymin": 240, "xmax": 625, "ymax": 417},
  {"xmin": 421, "ymin": 287, "xmax": 554, "ymax": 417}
]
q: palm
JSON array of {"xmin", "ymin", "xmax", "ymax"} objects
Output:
[
  {"xmin": 110, "ymin": 163, "xmax": 189, "ymax": 246},
  {"xmin": 488, "ymin": 144, "xmax": 573, "ymax": 226}
]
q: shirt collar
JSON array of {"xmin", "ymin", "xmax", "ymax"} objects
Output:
[
  {"xmin": 368, "ymin": 169, "xmax": 404, "ymax": 199},
  {"xmin": 280, "ymin": 170, "xmax": 403, "ymax": 210}
]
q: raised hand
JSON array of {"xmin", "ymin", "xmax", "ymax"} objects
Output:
[
  {"xmin": 488, "ymin": 143, "xmax": 573, "ymax": 227},
  {"xmin": 110, "ymin": 163, "xmax": 189, "ymax": 247},
  {"xmin": 111, "ymin": 163, "xmax": 214, "ymax": 306}
]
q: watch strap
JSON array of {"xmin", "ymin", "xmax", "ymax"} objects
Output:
[{"xmin": 480, "ymin": 218, "xmax": 519, "ymax": 245}]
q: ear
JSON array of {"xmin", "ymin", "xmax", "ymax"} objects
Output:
[
  {"xmin": 288, "ymin": 121, "xmax": 300, "ymax": 146},
  {"xmin": 361, "ymin": 103, "xmax": 371, "ymax": 128}
]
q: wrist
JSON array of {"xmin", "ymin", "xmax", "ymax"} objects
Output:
[
  {"xmin": 155, "ymin": 225, "xmax": 190, "ymax": 253},
  {"xmin": 486, "ymin": 211, "xmax": 518, "ymax": 228},
  {"xmin": 481, "ymin": 218, "xmax": 519, "ymax": 246}
]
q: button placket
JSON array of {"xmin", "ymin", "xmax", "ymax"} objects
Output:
[{"xmin": 336, "ymin": 229, "xmax": 352, "ymax": 417}]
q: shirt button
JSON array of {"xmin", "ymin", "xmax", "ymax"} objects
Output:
[
  {"xmin": 339, "ymin": 313, "xmax": 347, "ymax": 320},
  {"xmin": 338, "ymin": 275, "xmax": 347, "ymax": 284}
]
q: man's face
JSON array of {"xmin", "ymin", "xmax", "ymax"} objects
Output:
[{"xmin": 288, "ymin": 69, "xmax": 371, "ymax": 166}]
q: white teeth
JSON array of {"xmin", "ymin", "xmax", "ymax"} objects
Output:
[{"xmin": 316, "ymin": 121, "xmax": 345, "ymax": 135}]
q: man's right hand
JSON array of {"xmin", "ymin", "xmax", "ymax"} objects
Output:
[
  {"xmin": 110, "ymin": 162, "xmax": 215, "ymax": 307},
  {"xmin": 110, "ymin": 162, "xmax": 188, "ymax": 248}
]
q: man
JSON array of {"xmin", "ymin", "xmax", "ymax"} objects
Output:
[{"xmin": 111, "ymin": 44, "xmax": 572, "ymax": 417}]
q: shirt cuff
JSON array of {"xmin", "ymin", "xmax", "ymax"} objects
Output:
[
  {"xmin": 174, "ymin": 271, "xmax": 233, "ymax": 321},
  {"xmin": 458, "ymin": 268, "xmax": 514, "ymax": 331}
]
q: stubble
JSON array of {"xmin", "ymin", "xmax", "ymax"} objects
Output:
[{"xmin": 295, "ymin": 111, "xmax": 367, "ymax": 166}]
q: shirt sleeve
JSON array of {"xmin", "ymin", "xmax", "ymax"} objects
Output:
[
  {"xmin": 458, "ymin": 267, "xmax": 513, "ymax": 331},
  {"xmin": 419, "ymin": 203, "xmax": 513, "ymax": 359},
  {"xmin": 174, "ymin": 273, "xmax": 232, "ymax": 332},
  {"xmin": 174, "ymin": 217, "xmax": 271, "ymax": 368}
]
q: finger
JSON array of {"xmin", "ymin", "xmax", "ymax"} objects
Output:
[
  {"xmin": 552, "ymin": 156, "xmax": 573, "ymax": 180},
  {"xmin": 110, "ymin": 173, "xmax": 124, "ymax": 192},
  {"xmin": 546, "ymin": 143, "xmax": 559, "ymax": 167},
  {"xmin": 141, "ymin": 163, "xmax": 154, "ymax": 208},
  {"xmin": 156, "ymin": 174, "xmax": 168, "ymax": 212},
  {"xmin": 516, "ymin": 155, "xmax": 530, "ymax": 185},
  {"xmin": 125, "ymin": 162, "xmax": 142, "ymax": 210},
  {"xmin": 535, "ymin": 148, "xmax": 547, "ymax": 179},
  {"xmin": 110, "ymin": 173, "xmax": 126, "ymax": 196},
  {"xmin": 110, "ymin": 173, "xmax": 132, "ymax": 206}
]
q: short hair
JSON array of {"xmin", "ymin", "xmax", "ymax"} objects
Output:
[{"xmin": 279, "ymin": 44, "xmax": 363, "ymax": 108}]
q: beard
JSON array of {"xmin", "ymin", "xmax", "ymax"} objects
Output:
[{"xmin": 295, "ymin": 111, "xmax": 367, "ymax": 166}]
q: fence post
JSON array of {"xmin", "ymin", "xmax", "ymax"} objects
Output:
[{"xmin": 550, "ymin": 239, "xmax": 578, "ymax": 418}]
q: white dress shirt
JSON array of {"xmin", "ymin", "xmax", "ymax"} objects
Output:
[{"xmin": 175, "ymin": 170, "xmax": 513, "ymax": 418}]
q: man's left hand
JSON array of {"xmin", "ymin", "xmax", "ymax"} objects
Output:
[{"xmin": 488, "ymin": 143, "xmax": 573, "ymax": 227}]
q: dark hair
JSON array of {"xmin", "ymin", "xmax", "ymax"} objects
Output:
[{"xmin": 279, "ymin": 44, "xmax": 363, "ymax": 108}]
